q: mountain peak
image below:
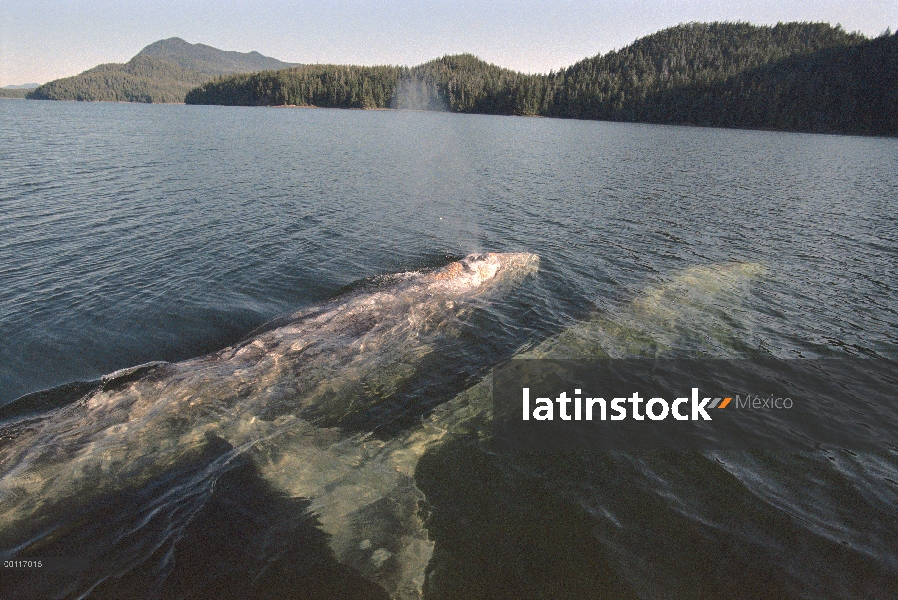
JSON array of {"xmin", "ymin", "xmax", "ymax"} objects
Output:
[
  {"xmin": 134, "ymin": 37, "xmax": 297, "ymax": 75},
  {"xmin": 137, "ymin": 37, "xmax": 193, "ymax": 54}
]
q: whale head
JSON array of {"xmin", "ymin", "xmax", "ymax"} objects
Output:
[{"xmin": 423, "ymin": 252, "xmax": 539, "ymax": 294}]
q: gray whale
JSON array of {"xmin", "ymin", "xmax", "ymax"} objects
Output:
[{"xmin": 0, "ymin": 252, "xmax": 539, "ymax": 598}]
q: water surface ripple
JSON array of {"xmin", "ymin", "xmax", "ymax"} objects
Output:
[{"xmin": 1, "ymin": 100, "xmax": 896, "ymax": 599}]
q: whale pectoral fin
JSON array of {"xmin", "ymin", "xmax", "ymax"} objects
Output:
[
  {"xmin": 255, "ymin": 435, "xmax": 432, "ymax": 599},
  {"xmin": 325, "ymin": 476, "xmax": 433, "ymax": 600},
  {"xmin": 323, "ymin": 378, "xmax": 497, "ymax": 599}
]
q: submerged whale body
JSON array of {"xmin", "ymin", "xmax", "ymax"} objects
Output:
[
  {"xmin": 398, "ymin": 261, "xmax": 898, "ymax": 599},
  {"xmin": 0, "ymin": 252, "xmax": 539, "ymax": 599},
  {"xmin": 0, "ymin": 255, "xmax": 804, "ymax": 599},
  {"xmin": 257, "ymin": 261, "xmax": 771, "ymax": 597}
]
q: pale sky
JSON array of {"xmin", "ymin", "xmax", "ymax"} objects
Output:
[{"xmin": 1, "ymin": 1, "xmax": 895, "ymax": 86}]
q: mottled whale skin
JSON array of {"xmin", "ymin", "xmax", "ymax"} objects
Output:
[
  {"xmin": 0, "ymin": 252, "xmax": 538, "ymax": 596},
  {"xmin": 257, "ymin": 261, "xmax": 768, "ymax": 598},
  {"xmin": 0, "ymin": 258, "xmax": 777, "ymax": 600}
]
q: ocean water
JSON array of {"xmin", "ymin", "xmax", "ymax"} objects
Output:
[{"xmin": 1, "ymin": 99, "xmax": 897, "ymax": 599}]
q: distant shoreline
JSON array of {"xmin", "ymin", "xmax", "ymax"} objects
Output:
[
  {"xmin": 22, "ymin": 23, "xmax": 898, "ymax": 137},
  {"xmin": 9, "ymin": 97, "xmax": 893, "ymax": 139}
]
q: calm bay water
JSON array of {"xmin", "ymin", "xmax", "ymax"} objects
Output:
[{"xmin": 1, "ymin": 99, "xmax": 897, "ymax": 599}]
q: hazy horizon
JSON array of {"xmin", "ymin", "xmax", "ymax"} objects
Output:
[{"xmin": 2, "ymin": 0, "xmax": 895, "ymax": 87}]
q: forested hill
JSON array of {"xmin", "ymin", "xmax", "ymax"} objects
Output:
[
  {"xmin": 182, "ymin": 55, "xmax": 534, "ymax": 111},
  {"xmin": 186, "ymin": 22, "xmax": 897, "ymax": 136},
  {"xmin": 27, "ymin": 38, "xmax": 297, "ymax": 103}
]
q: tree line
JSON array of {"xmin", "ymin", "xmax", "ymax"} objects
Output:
[
  {"xmin": 0, "ymin": 88, "xmax": 30, "ymax": 99},
  {"xmin": 26, "ymin": 22, "xmax": 896, "ymax": 135},
  {"xmin": 186, "ymin": 22, "xmax": 897, "ymax": 136}
]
